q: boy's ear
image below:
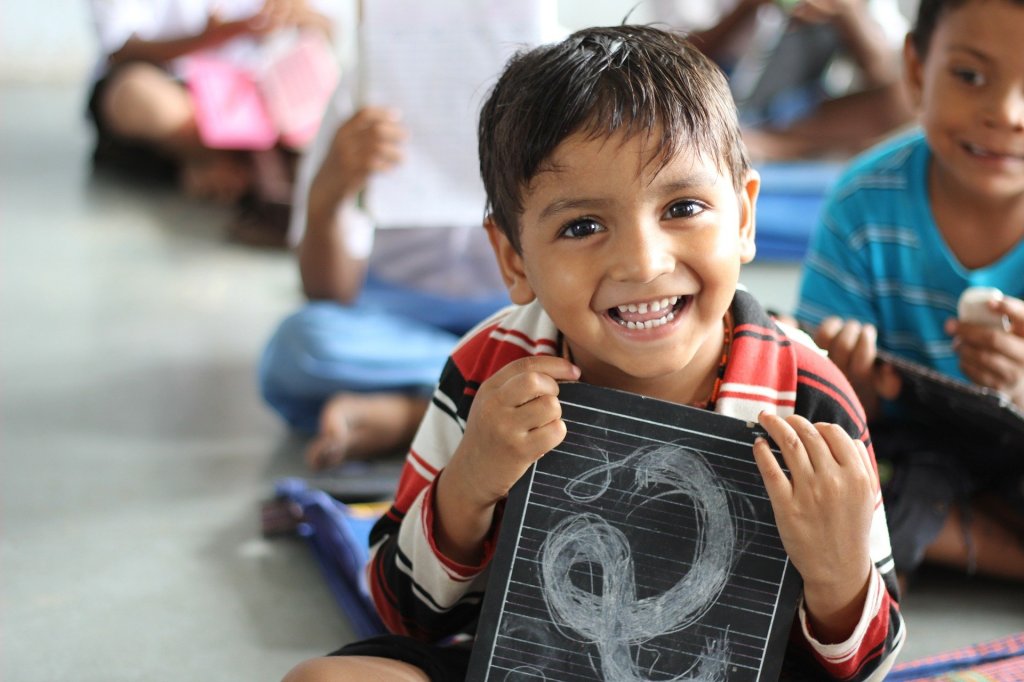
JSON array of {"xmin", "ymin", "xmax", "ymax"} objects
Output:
[
  {"xmin": 738, "ymin": 169, "xmax": 759, "ymax": 264},
  {"xmin": 485, "ymin": 216, "xmax": 536, "ymax": 305},
  {"xmin": 903, "ymin": 35, "xmax": 925, "ymax": 109}
]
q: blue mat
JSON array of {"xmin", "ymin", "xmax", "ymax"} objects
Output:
[
  {"xmin": 268, "ymin": 478, "xmax": 387, "ymax": 638},
  {"xmin": 753, "ymin": 160, "xmax": 845, "ymax": 261}
]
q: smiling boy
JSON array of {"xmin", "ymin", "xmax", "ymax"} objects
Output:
[
  {"xmin": 283, "ymin": 25, "xmax": 905, "ymax": 682},
  {"xmin": 796, "ymin": 0, "xmax": 1024, "ymax": 583}
]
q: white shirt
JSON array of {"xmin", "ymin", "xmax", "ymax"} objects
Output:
[
  {"xmin": 289, "ymin": 0, "xmax": 563, "ymax": 297},
  {"xmin": 88, "ymin": 0, "xmax": 344, "ymax": 80}
]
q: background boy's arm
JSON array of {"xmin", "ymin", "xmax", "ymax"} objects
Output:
[
  {"xmin": 106, "ymin": 1, "xmax": 333, "ymax": 72},
  {"xmin": 948, "ymin": 294, "xmax": 1024, "ymax": 409},
  {"xmin": 107, "ymin": 6, "xmax": 288, "ymax": 66},
  {"xmin": 791, "ymin": 0, "xmax": 898, "ymax": 88},
  {"xmin": 688, "ymin": 0, "xmax": 772, "ymax": 62},
  {"xmin": 812, "ymin": 317, "xmax": 901, "ymax": 421},
  {"xmin": 298, "ymin": 107, "xmax": 405, "ymax": 302}
]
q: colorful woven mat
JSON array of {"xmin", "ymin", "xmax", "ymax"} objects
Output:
[{"xmin": 887, "ymin": 632, "xmax": 1024, "ymax": 681}]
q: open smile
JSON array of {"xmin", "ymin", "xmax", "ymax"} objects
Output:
[
  {"xmin": 607, "ymin": 295, "xmax": 690, "ymax": 330},
  {"xmin": 962, "ymin": 141, "xmax": 1024, "ymax": 163}
]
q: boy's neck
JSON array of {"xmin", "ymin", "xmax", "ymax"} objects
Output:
[{"xmin": 929, "ymin": 162, "xmax": 1024, "ymax": 269}]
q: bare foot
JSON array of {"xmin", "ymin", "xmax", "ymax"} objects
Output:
[{"xmin": 305, "ymin": 393, "xmax": 431, "ymax": 470}]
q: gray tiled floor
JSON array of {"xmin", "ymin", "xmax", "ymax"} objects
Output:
[{"xmin": 2, "ymin": 84, "xmax": 1021, "ymax": 682}]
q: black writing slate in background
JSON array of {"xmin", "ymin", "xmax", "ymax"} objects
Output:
[
  {"xmin": 467, "ymin": 382, "xmax": 802, "ymax": 682},
  {"xmin": 876, "ymin": 350, "xmax": 1024, "ymax": 457}
]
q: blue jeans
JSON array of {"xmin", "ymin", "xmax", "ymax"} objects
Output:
[{"xmin": 258, "ymin": 278, "xmax": 508, "ymax": 433}]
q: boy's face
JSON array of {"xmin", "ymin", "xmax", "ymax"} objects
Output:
[
  {"xmin": 488, "ymin": 129, "xmax": 758, "ymax": 400},
  {"xmin": 905, "ymin": 0, "xmax": 1024, "ymax": 201}
]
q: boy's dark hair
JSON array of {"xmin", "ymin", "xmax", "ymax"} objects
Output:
[
  {"xmin": 479, "ymin": 25, "xmax": 750, "ymax": 252},
  {"xmin": 911, "ymin": 0, "xmax": 1024, "ymax": 57}
]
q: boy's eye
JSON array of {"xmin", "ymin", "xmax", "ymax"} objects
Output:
[
  {"xmin": 559, "ymin": 218, "xmax": 604, "ymax": 239},
  {"xmin": 952, "ymin": 67, "xmax": 985, "ymax": 87},
  {"xmin": 663, "ymin": 200, "xmax": 704, "ymax": 220}
]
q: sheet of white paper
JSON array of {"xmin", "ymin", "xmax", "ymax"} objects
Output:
[{"xmin": 361, "ymin": 1, "xmax": 547, "ymax": 228}]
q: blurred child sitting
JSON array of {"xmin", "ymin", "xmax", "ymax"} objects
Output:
[
  {"xmin": 796, "ymin": 0, "xmax": 1024, "ymax": 584},
  {"xmin": 86, "ymin": 0, "xmax": 337, "ymax": 204},
  {"xmin": 282, "ymin": 24, "xmax": 904, "ymax": 682}
]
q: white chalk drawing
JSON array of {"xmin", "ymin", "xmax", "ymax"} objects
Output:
[
  {"xmin": 536, "ymin": 443, "xmax": 738, "ymax": 681},
  {"xmin": 503, "ymin": 667, "xmax": 549, "ymax": 681},
  {"xmin": 470, "ymin": 384, "xmax": 800, "ymax": 682}
]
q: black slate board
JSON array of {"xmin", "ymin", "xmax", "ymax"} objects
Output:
[{"xmin": 467, "ymin": 382, "xmax": 803, "ymax": 681}]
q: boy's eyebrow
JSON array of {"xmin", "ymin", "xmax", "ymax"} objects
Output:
[
  {"xmin": 654, "ymin": 171, "xmax": 720, "ymax": 195},
  {"xmin": 538, "ymin": 197, "xmax": 611, "ymax": 220},
  {"xmin": 538, "ymin": 171, "xmax": 720, "ymax": 220},
  {"xmin": 948, "ymin": 44, "xmax": 993, "ymax": 63}
]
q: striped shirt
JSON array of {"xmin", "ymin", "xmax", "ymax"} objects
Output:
[
  {"xmin": 367, "ymin": 289, "xmax": 905, "ymax": 681},
  {"xmin": 796, "ymin": 130, "xmax": 1024, "ymax": 380}
]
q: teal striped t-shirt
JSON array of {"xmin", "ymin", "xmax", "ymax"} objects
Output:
[{"xmin": 795, "ymin": 130, "xmax": 1024, "ymax": 382}]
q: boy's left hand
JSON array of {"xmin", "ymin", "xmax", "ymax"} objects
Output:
[
  {"xmin": 947, "ymin": 294, "xmax": 1024, "ymax": 409},
  {"xmin": 753, "ymin": 413, "xmax": 875, "ymax": 643}
]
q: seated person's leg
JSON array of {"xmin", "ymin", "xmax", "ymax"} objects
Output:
[
  {"xmin": 259, "ymin": 301, "xmax": 462, "ymax": 467},
  {"xmin": 307, "ymin": 392, "xmax": 431, "ymax": 470},
  {"xmin": 282, "ymin": 634, "xmax": 470, "ymax": 682},
  {"xmin": 98, "ymin": 62, "xmax": 193, "ymax": 143},
  {"xmin": 877, "ymin": 421, "xmax": 1024, "ymax": 584},
  {"xmin": 283, "ymin": 656, "xmax": 429, "ymax": 682},
  {"xmin": 925, "ymin": 500, "xmax": 1024, "ymax": 581},
  {"xmin": 96, "ymin": 62, "xmax": 251, "ymax": 203}
]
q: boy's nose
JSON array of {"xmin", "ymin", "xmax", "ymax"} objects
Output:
[
  {"xmin": 607, "ymin": 224, "xmax": 676, "ymax": 283},
  {"xmin": 984, "ymin": 86, "xmax": 1024, "ymax": 130}
]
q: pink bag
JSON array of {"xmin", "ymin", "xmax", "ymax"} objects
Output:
[
  {"xmin": 260, "ymin": 31, "xmax": 339, "ymax": 149},
  {"xmin": 186, "ymin": 32, "xmax": 338, "ymax": 151},
  {"xmin": 186, "ymin": 54, "xmax": 278, "ymax": 151}
]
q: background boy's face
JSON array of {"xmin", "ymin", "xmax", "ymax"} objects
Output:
[
  {"xmin": 905, "ymin": 0, "xmax": 1024, "ymax": 200},
  {"xmin": 489, "ymin": 129, "xmax": 758, "ymax": 397}
]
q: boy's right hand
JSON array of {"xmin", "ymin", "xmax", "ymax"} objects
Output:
[
  {"xmin": 435, "ymin": 356, "xmax": 580, "ymax": 564},
  {"xmin": 453, "ymin": 356, "xmax": 581, "ymax": 507},
  {"xmin": 321, "ymin": 107, "xmax": 407, "ymax": 201},
  {"xmin": 813, "ymin": 316, "xmax": 900, "ymax": 420}
]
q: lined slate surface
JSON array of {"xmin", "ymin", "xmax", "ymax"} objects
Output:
[{"xmin": 468, "ymin": 382, "xmax": 802, "ymax": 681}]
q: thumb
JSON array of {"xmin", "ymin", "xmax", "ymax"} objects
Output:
[{"xmin": 995, "ymin": 295, "xmax": 1024, "ymax": 336}]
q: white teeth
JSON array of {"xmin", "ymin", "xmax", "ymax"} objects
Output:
[
  {"xmin": 620, "ymin": 310, "xmax": 676, "ymax": 330},
  {"xmin": 617, "ymin": 296, "xmax": 679, "ymax": 314},
  {"xmin": 614, "ymin": 296, "xmax": 684, "ymax": 330}
]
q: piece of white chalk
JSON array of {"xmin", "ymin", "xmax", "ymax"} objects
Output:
[{"xmin": 957, "ymin": 286, "xmax": 1009, "ymax": 329}]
